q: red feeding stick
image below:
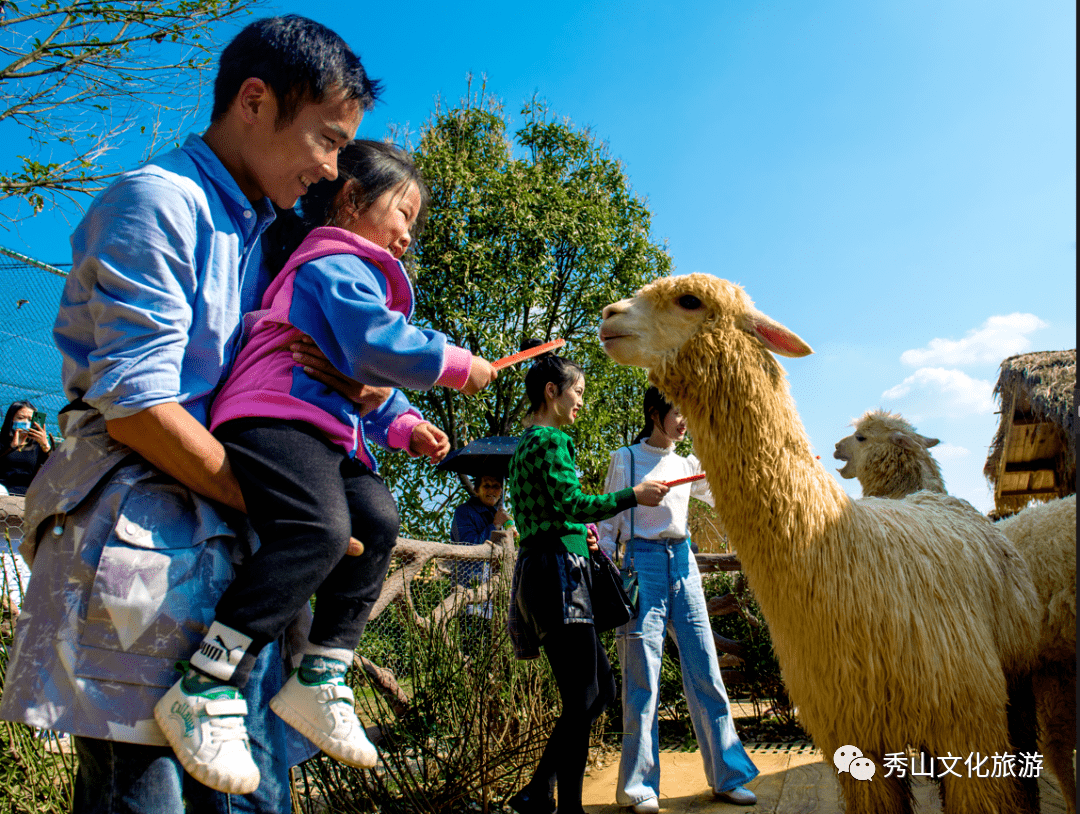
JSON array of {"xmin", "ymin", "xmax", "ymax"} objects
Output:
[
  {"xmin": 491, "ymin": 338, "xmax": 566, "ymax": 371},
  {"xmin": 663, "ymin": 473, "xmax": 706, "ymax": 487}
]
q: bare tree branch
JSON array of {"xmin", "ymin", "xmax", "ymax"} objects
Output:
[{"xmin": 0, "ymin": 0, "xmax": 262, "ymax": 221}]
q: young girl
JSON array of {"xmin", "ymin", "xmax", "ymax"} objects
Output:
[
  {"xmin": 506, "ymin": 346, "xmax": 667, "ymax": 814},
  {"xmin": 598, "ymin": 388, "xmax": 758, "ymax": 812},
  {"xmin": 155, "ymin": 140, "xmax": 497, "ymax": 794}
]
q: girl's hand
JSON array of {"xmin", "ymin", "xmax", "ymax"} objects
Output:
[
  {"xmin": 461, "ymin": 357, "xmax": 497, "ymax": 396},
  {"xmin": 28, "ymin": 422, "xmax": 50, "ymax": 452},
  {"xmin": 410, "ymin": 422, "xmax": 450, "ymax": 463},
  {"xmin": 633, "ymin": 480, "xmax": 669, "ymax": 507},
  {"xmin": 585, "ymin": 523, "xmax": 600, "ymax": 553},
  {"xmin": 289, "ymin": 335, "xmax": 391, "ymax": 415}
]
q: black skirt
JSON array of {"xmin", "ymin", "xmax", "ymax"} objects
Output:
[{"xmin": 509, "ymin": 545, "xmax": 595, "ymax": 659}]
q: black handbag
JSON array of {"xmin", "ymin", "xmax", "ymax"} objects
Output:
[
  {"xmin": 589, "ymin": 548, "xmax": 636, "ymax": 632},
  {"xmin": 620, "ymin": 561, "xmax": 640, "ymax": 614}
]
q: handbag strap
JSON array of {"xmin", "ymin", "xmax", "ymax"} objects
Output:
[{"xmin": 621, "ymin": 445, "xmax": 635, "ymax": 570}]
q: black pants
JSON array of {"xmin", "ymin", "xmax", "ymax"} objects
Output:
[
  {"xmin": 528, "ymin": 623, "xmax": 616, "ymax": 814},
  {"xmin": 213, "ymin": 418, "xmax": 399, "ymax": 666}
]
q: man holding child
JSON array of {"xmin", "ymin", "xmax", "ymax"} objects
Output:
[{"xmin": 0, "ymin": 15, "xmax": 382, "ymax": 813}]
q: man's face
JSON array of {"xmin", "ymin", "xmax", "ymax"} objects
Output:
[
  {"xmin": 240, "ymin": 83, "xmax": 362, "ymax": 208},
  {"xmin": 476, "ymin": 476, "xmax": 503, "ymax": 508}
]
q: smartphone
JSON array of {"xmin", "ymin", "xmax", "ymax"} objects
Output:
[{"xmin": 31, "ymin": 409, "xmax": 47, "ymax": 427}]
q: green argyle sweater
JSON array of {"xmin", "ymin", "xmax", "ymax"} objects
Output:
[{"xmin": 508, "ymin": 425, "xmax": 637, "ymax": 556}]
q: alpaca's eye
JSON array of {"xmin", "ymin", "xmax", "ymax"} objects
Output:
[
  {"xmin": 677, "ymin": 295, "xmax": 702, "ymax": 310},
  {"xmin": 855, "ymin": 435, "xmax": 866, "ymax": 443}
]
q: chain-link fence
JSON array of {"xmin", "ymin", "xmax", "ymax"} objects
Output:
[
  {"xmin": 0, "ymin": 246, "xmax": 68, "ymax": 435},
  {"xmin": 0, "ymin": 247, "xmax": 67, "ymax": 609}
]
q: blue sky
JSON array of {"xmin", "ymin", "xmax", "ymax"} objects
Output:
[{"xmin": 3, "ymin": 0, "xmax": 1075, "ymax": 512}]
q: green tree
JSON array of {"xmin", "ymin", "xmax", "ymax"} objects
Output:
[
  {"xmin": 0, "ymin": 0, "xmax": 258, "ymax": 219},
  {"xmin": 378, "ymin": 89, "xmax": 672, "ymax": 539}
]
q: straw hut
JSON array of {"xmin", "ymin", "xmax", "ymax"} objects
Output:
[{"xmin": 984, "ymin": 349, "xmax": 1076, "ymax": 518}]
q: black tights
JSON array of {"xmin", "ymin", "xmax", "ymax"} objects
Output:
[{"xmin": 528, "ymin": 623, "xmax": 616, "ymax": 814}]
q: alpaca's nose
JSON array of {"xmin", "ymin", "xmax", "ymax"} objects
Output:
[{"xmin": 602, "ymin": 299, "xmax": 630, "ymax": 319}]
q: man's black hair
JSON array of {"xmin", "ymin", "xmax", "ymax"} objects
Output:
[{"xmin": 212, "ymin": 15, "xmax": 380, "ymax": 124}]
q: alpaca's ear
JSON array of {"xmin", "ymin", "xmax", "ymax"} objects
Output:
[
  {"xmin": 892, "ymin": 432, "xmax": 922, "ymax": 451},
  {"xmin": 742, "ymin": 310, "xmax": 813, "ymax": 357},
  {"xmin": 892, "ymin": 431, "xmax": 939, "ymax": 451}
]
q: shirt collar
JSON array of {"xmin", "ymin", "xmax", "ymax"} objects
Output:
[
  {"xmin": 640, "ymin": 439, "xmax": 675, "ymax": 455},
  {"xmin": 181, "ymin": 134, "xmax": 276, "ymax": 237}
]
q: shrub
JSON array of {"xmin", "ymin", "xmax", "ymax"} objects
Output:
[
  {"xmin": 294, "ymin": 574, "xmax": 561, "ymax": 813},
  {"xmin": 0, "ymin": 576, "xmax": 76, "ymax": 814}
]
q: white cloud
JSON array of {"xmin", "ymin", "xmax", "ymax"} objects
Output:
[
  {"xmin": 881, "ymin": 368, "xmax": 996, "ymax": 418},
  {"xmin": 932, "ymin": 442, "xmax": 970, "ymax": 462},
  {"xmin": 899, "ymin": 313, "xmax": 1048, "ymax": 367}
]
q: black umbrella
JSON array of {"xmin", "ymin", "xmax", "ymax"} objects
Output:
[{"xmin": 436, "ymin": 436, "xmax": 519, "ymax": 480}]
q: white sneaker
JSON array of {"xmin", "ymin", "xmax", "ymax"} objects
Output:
[
  {"xmin": 270, "ymin": 673, "xmax": 377, "ymax": 767},
  {"xmin": 630, "ymin": 798, "xmax": 660, "ymax": 814},
  {"xmin": 154, "ymin": 678, "xmax": 260, "ymax": 794}
]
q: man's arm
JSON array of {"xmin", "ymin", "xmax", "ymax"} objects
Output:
[
  {"xmin": 108, "ymin": 403, "xmax": 365, "ymax": 557},
  {"xmin": 106, "ymin": 403, "xmax": 246, "ymax": 512}
]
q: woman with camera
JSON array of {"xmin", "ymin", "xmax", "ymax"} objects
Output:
[{"xmin": 0, "ymin": 401, "xmax": 52, "ymax": 497}]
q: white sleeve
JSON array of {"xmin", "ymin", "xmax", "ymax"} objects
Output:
[
  {"xmin": 597, "ymin": 447, "xmax": 632, "ymax": 559},
  {"xmin": 687, "ymin": 452, "xmax": 715, "ymax": 507}
]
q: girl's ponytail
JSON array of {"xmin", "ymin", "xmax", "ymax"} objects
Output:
[{"xmin": 633, "ymin": 386, "xmax": 674, "ymax": 443}]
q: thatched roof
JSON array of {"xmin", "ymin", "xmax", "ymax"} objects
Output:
[{"xmin": 984, "ymin": 349, "xmax": 1076, "ymax": 517}]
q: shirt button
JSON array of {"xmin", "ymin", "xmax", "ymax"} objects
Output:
[{"xmin": 243, "ymin": 210, "xmax": 252, "ymax": 219}]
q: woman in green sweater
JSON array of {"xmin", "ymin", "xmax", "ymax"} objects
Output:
[{"xmin": 506, "ymin": 343, "xmax": 668, "ymax": 814}]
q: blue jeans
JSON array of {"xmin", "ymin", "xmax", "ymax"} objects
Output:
[
  {"xmin": 73, "ymin": 640, "xmax": 294, "ymax": 814},
  {"xmin": 615, "ymin": 538, "xmax": 758, "ymax": 805}
]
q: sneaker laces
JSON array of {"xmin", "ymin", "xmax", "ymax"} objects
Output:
[
  {"xmin": 314, "ymin": 683, "xmax": 360, "ymax": 730},
  {"xmin": 201, "ymin": 688, "xmax": 251, "ymax": 744}
]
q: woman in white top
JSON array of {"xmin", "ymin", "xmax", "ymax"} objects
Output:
[{"xmin": 598, "ymin": 387, "xmax": 758, "ymax": 812}]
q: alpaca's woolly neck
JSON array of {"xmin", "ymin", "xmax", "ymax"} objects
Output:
[
  {"xmin": 860, "ymin": 444, "xmax": 946, "ymax": 499},
  {"xmin": 650, "ymin": 330, "xmax": 850, "ymax": 585}
]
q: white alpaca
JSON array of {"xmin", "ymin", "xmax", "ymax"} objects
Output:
[
  {"xmin": 835, "ymin": 409, "xmax": 1077, "ymax": 812},
  {"xmin": 600, "ymin": 274, "xmax": 1042, "ymax": 814}
]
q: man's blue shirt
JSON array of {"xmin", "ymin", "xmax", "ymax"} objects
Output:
[{"xmin": 56, "ymin": 134, "xmax": 276, "ymax": 426}]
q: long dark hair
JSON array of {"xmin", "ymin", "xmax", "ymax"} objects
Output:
[
  {"xmin": 633, "ymin": 386, "xmax": 674, "ymax": 443},
  {"xmin": 521, "ymin": 339, "xmax": 583, "ymax": 414},
  {"xmin": 1, "ymin": 400, "xmax": 35, "ymax": 449},
  {"xmin": 263, "ymin": 139, "xmax": 430, "ymax": 274}
]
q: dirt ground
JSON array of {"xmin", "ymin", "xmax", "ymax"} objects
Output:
[{"xmin": 582, "ymin": 742, "xmax": 1071, "ymax": 813}]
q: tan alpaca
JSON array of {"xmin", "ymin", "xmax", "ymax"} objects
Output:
[
  {"xmin": 835, "ymin": 410, "xmax": 1077, "ymax": 812},
  {"xmin": 600, "ymin": 274, "xmax": 1042, "ymax": 814},
  {"xmin": 834, "ymin": 410, "xmax": 946, "ymax": 498}
]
